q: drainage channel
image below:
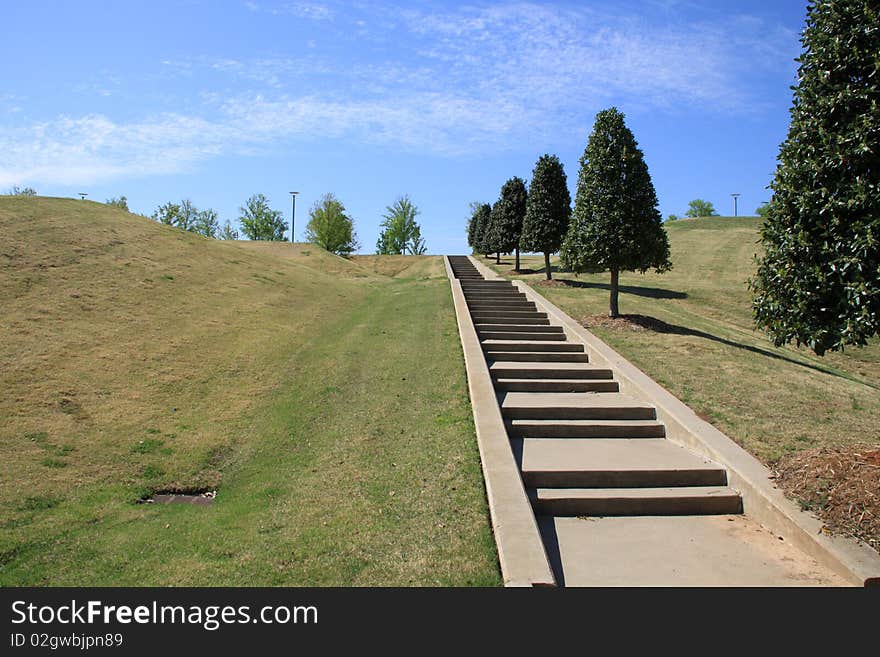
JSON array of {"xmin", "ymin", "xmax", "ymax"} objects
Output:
[{"xmin": 447, "ymin": 255, "xmax": 849, "ymax": 586}]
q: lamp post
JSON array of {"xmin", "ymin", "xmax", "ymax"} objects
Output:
[
  {"xmin": 289, "ymin": 191, "xmax": 299, "ymax": 242},
  {"xmin": 731, "ymin": 193, "xmax": 740, "ymax": 217}
]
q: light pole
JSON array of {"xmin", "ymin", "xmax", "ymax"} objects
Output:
[
  {"xmin": 289, "ymin": 191, "xmax": 299, "ymax": 242},
  {"xmin": 78, "ymin": 192, "xmax": 88, "ymax": 201},
  {"xmin": 731, "ymin": 193, "xmax": 740, "ymax": 217}
]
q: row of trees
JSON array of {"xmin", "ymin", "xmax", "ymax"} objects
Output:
[
  {"xmin": 467, "ymin": 1, "xmax": 878, "ymax": 355},
  {"xmin": 6, "ymin": 184, "xmax": 422, "ymax": 257},
  {"xmin": 145, "ymin": 192, "xmax": 425, "ymax": 258},
  {"xmin": 468, "ymin": 108, "xmax": 670, "ymax": 318}
]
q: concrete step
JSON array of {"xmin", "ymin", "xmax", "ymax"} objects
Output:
[
  {"xmin": 476, "ymin": 324, "xmax": 563, "ymax": 333},
  {"xmin": 461, "ymin": 284, "xmax": 514, "ymax": 289},
  {"xmin": 465, "ymin": 291, "xmax": 526, "ymax": 297},
  {"xmin": 490, "ymin": 362, "xmax": 614, "ymax": 379},
  {"xmin": 468, "ymin": 301, "xmax": 536, "ymax": 308},
  {"xmin": 471, "ymin": 310, "xmax": 548, "ymax": 319},
  {"xmin": 501, "ymin": 392, "xmax": 656, "ymax": 420},
  {"xmin": 473, "ymin": 316, "xmax": 550, "ymax": 326},
  {"xmin": 514, "ymin": 438, "xmax": 728, "ymax": 488},
  {"xmin": 495, "ymin": 378, "xmax": 620, "ymax": 393},
  {"xmin": 481, "ymin": 340, "xmax": 583, "ymax": 352},
  {"xmin": 531, "ymin": 486, "xmax": 743, "ymax": 516},
  {"xmin": 508, "ymin": 418, "xmax": 666, "ymax": 438},
  {"xmin": 487, "ymin": 351, "xmax": 589, "ymax": 363},
  {"xmin": 480, "ymin": 331, "xmax": 564, "ymax": 341}
]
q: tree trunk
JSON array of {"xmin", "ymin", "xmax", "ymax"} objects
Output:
[
  {"xmin": 515, "ymin": 248, "xmax": 520, "ymax": 272},
  {"xmin": 544, "ymin": 252, "xmax": 552, "ymax": 280},
  {"xmin": 609, "ymin": 268, "xmax": 620, "ymax": 318},
  {"xmin": 496, "ymin": 251, "xmax": 500, "ymax": 264}
]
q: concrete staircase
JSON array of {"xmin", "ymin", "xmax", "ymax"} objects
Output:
[{"xmin": 447, "ymin": 256, "xmax": 743, "ymax": 521}]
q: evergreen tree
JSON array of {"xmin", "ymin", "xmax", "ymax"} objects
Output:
[
  {"xmin": 489, "ymin": 177, "xmax": 528, "ymax": 270},
  {"xmin": 467, "ymin": 202, "xmax": 493, "ymax": 256},
  {"xmin": 561, "ymin": 107, "xmax": 671, "ymax": 317},
  {"xmin": 521, "ymin": 154, "xmax": 571, "ymax": 280},
  {"xmin": 751, "ymin": 0, "xmax": 880, "ymax": 355}
]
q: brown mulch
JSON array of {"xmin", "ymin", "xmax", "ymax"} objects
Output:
[
  {"xmin": 581, "ymin": 313, "xmax": 672, "ymax": 332},
  {"xmin": 772, "ymin": 445, "xmax": 880, "ymax": 553},
  {"xmin": 507, "ymin": 268, "xmax": 539, "ymax": 276}
]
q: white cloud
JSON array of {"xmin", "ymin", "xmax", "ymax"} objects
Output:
[{"xmin": 1, "ymin": 2, "xmax": 799, "ymax": 186}]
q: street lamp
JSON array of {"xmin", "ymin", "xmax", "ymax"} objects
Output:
[
  {"xmin": 289, "ymin": 191, "xmax": 299, "ymax": 242},
  {"xmin": 731, "ymin": 193, "xmax": 740, "ymax": 217},
  {"xmin": 78, "ymin": 192, "xmax": 88, "ymax": 200}
]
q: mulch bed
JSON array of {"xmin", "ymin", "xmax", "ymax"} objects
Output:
[
  {"xmin": 772, "ymin": 445, "xmax": 880, "ymax": 553},
  {"xmin": 580, "ymin": 313, "xmax": 671, "ymax": 332}
]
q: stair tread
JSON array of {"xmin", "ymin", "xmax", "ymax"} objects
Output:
[
  {"xmin": 515, "ymin": 438, "xmax": 723, "ymax": 473},
  {"xmin": 533, "ymin": 486, "xmax": 739, "ymax": 500},
  {"xmin": 503, "ymin": 392, "xmax": 651, "ymax": 411},
  {"xmin": 491, "ymin": 361, "xmax": 598, "ymax": 371}
]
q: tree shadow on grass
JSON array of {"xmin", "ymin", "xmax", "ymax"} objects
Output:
[
  {"xmin": 545, "ymin": 279, "xmax": 687, "ymax": 299},
  {"xmin": 606, "ymin": 314, "xmax": 876, "ymax": 388}
]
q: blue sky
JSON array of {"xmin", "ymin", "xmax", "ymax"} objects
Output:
[{"xmin": 1, "ymin": 1, "xmax": 809, "ymax": 254}]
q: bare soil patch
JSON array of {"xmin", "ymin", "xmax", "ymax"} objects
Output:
[{"xmin": 772, "ymin": 445, "xmax": 880, "ymax": 554}]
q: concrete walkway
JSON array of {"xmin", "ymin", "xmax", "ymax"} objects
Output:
[{"xmin": 447, "ymin": 255, "xmax": 848, "ymax": 586}]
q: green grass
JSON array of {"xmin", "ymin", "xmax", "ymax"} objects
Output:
[
  {"xmin": 0, "ymin": 196, "xmax": 499, "ymax": 585},
  {"xmin": 485, "ymin": 216, "xmax": 880, "ymax": 463}
]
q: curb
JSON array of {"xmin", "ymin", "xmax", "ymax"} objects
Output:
[{"xmin": 445, "ymin": 257, "xmax": 556, "ymax": 587}]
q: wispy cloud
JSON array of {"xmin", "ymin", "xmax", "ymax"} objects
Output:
[{"xmin": 1, "ymin": 1, "xmax": 799, "ymax": 186}]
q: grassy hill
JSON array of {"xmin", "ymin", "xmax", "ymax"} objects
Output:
[
  {"xmin": 0, "ymin": 196, "xmax": 499, "ymax": 585},
  {"xmin": 486, "ymin": 216, "xmax": 880, "ymax": 464}
]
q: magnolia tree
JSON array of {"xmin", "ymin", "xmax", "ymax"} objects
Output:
[
  {"xmin": 751, "ymin": 0, "xmax": 880, "ymax": 355},
  {"xmin": 488, "ymin": 177, "xmax": 527, "ymax": 270},
  {"xmin": 561, "ymin": 108, "xmax": 671, "ymax": 317},
  {"xmin": 520, "ymin": 155, "xmax": 571, "ymax": 280}
]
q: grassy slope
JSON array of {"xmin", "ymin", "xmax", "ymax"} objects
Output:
[
  {"xmin": 486, "ymin": 217, "xmax": 880, "ymax": 463},
  {"xmin": 0, "ymin": 197, "xmax": 499, "ymax": 585}
]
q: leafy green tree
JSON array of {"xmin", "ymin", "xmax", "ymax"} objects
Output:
[
  {"xmin": 485, "ymin": 202, "xmax": 504, "ymax": 264},
  {"xmin": 239, "ymin": 193, "xmax": 287, "ymax": 241},
  {"xmin": 561, "ymin": 107, "xmax": 671, "ymax": 317},
  {"xmin": 521, "ymin": 154, "xmax": 571, "ymax": 280},
  {"xmin": 466, "ymin": 202, "xmax": 492, "ymax": 256},
  {"xmin": 220, "ymin": 220, "xmax": 239, "ymax": 240},
  {"xmin": 666, "ymin": 213, "xmax": 680, "ymax": 221},
  {"xmin": 152, "ymin": 199, "xmax": 222, "ymax": 238},
  {"xmin": 751, "ymin": 0, "xmax": 880, "ymax": 356},
  {"xmin": 193, "ymin": 208, "xmax": 220, "ymax": 239},
  {"xmin": 105, "ymin": 196, "xmax": 129, "ymax": 211},
  {"xmin": 6, "ymin": 186, "xmax": 37, "ymax": 196},
  {"xmin": 305, "ymin": 193, "xmax": 359, "ymax": 255},
  {"xmin": 755, "ymin": 203, "xmax": 770, "ymax": 219},
  {"xmin": 376, "ymin": 195, "xmax": 426, "ymax": 255},
  {"xmin": 489, "ymin": 177, "xmax": 527, "ymax": 270},
  {"xmin": 685, "ymin": 199, "xmax": 718, "ymax": 218},
  {"xmin": 152, "ymin": 202, "xmax": 180, "ymax": 227}
]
